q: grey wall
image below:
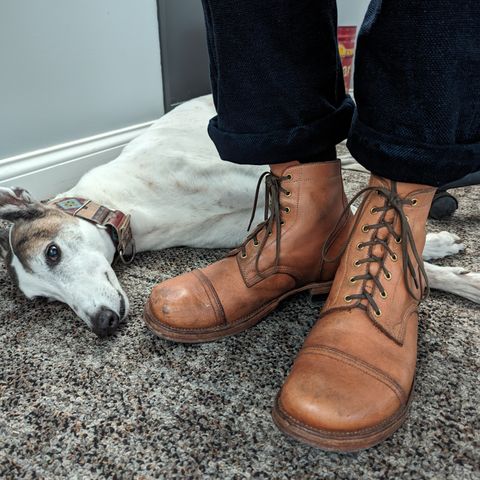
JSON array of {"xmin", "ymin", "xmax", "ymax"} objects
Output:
[
  {"xmin": 0, "ymin": 0, "xmax": 164, "ymax": 159},
  {"xmin": 338, "ymin": 0, "xmax": 370, "ymax": 27},
  {"xmin": 158, "ymin": 0, "xmax": 211, "ymax": 112}
]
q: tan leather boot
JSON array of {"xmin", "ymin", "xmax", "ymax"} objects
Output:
[
  {"xmin": 144, "ymin": 160, "xmax": 352, "ymax": 343},
  {"xmin": 273, "ymin": 175, "xmax": 436, "ymax": 451}
]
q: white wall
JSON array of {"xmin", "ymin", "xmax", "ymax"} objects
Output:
[{"xmin": 0, "ymin": 0, "xmax": 164, "ymax": 160}]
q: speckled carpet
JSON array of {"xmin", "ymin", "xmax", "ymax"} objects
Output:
[{"xmin": 0, "ymin": 165, "xmax": 479, "ymax": 479}]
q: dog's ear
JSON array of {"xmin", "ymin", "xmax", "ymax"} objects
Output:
[
  {"xmin": 0, "ymin": 187, "xmax": 45, "ymax": 223},
  {"xmin": 0, "ymin": 229, "xmax": 9, "ymax": 260}
]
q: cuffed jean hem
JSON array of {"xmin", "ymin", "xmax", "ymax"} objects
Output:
[
  {"xmin": 347, "ymin": 114, "xmax": 480, "ymax": 187},
  {"xmin": 208, "ymin": 96, "xmax": 355, "ymax": 165}
]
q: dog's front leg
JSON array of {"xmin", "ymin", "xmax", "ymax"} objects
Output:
[{"xmin": 424, "ymin": 262, "xmax": 480, "ymax": 304}]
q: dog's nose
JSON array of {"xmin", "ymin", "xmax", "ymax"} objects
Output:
[{"xmin": 91, "ymin": 308, "xmax": 120, "ymax": 337}]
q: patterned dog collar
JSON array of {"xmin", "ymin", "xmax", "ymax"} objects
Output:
[{"xmin": 50, "ymin": 197, "xmax": 136, "ymax": 264}]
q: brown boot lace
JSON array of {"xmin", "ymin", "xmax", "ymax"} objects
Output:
[
  {"xmin": 229, "ymin": 171, "xmax": 291, "ymax": 278},
  {"xmin": 323, "ymin": 182, "xmax": 429, "ymax": 317}
]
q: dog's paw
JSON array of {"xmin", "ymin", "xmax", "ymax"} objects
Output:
[{"xmin": 423, "ymin": 231, "xmax": 464, "ymax": 260}]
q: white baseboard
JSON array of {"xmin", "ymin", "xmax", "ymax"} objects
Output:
[{"xmin": 0, "ymin": 121, "xmax": 154, "ymax": 199}]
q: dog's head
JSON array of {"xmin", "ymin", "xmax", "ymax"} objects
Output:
[{"xmin": 0, "ymin": 187, "xmax": 129, "ymax": 337}]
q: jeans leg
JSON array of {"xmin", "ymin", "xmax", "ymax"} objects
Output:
[
  {"xmin": 200, "ymin": 0, "xmax": 354, "ymax": 165},
  {"xmin": 348, "ymin": 0, "xmax": 480, "ymax": 187}
]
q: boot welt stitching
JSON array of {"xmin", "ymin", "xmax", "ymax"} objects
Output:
[
  {"xmin": 192, "ymin": 269, "xmax": 226, "ymax": 326},
  {"xmin": 300, "ymin": 345, "xmax": 408, "ymax": 404},
  {"xmin": 276, "ymin": 391, "xmax": 411, "ymax": 439}
]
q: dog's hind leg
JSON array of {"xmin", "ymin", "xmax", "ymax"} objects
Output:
[
  {"xmin": 424, "ymin": 262, "xmax": 480, "ymax": 304},
  {"xmin": 423, "ymin": 231, "xmax": 465, "ymax": 260}
]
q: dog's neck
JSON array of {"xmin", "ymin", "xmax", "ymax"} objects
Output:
[{"xmin": 57, "ymin": 162, "xmax": 266, "ymax": 254}]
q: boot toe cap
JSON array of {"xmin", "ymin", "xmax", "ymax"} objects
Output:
[
  {"xmin": 147, "ymin": 271, "xmax": 224, "ymax": 331},
  {"xmin": 277, "ymin": 350, "xmax": 404, "ymax": 435}
]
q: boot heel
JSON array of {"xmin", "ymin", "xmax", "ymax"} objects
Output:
[{"xmin": 309, "ymin": 282, "xmax": 332, "ymax": 299}]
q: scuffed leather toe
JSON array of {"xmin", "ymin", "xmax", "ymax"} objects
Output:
[
  {"xmin": 278, "ymin": 350, "xmax": 403, "ymax": 434},
  {"xmin": 148, "ymin": 270, "xmax": 225, "ymax": 331}
]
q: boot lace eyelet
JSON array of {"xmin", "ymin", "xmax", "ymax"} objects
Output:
[
  {"xmin": 370, "ymin": 207, "xmax": 378, "ymax": 214},
  {"xmin": 268, "ymin": 231, "xmax": 272, "ymax": 236},
  {"xmin": 374, "ymin": 309, "xmax": 382, "ymax": 317},
  {"xmin": 285, "ymin": 191, "xmax": 291, "ymax": 197},
  {"xmin": 241, "ymin": 253, "xmax": 247, "ymax": 259},
  {"xmin": 380, "ymin": 291, "xmax": 388, "ymax": 299},
  {"xmin": 253, "ymin": 240, "xmax": 259, "ymax": 247},
  {"xmin": 344, "ymin": 295, "xmax": 352, "ymax": 303},
  {"xmin": 361, "ymin": 225, "xmax": 370, "ymax": 233},
  {"xmin": 411, "ymin": 198, "xmax": 418, "ymax": 206},
  {"xmin": 286, "ymin": 174, "xmax": 292, "ymax": 180},
  {"xmin": 284, "ymin": 207, "xmax": 291, "ymax": 214},
  {"xmin": 390, "ymin": 253, "xmax": 398, "ymax": 262},
  {"xmin": 395, "ymin": 237, "xmax": 402, "ymax": 244},
  {"xmin": 354, "ymin": 260, "xmax": 361, "ymax": 268},
  {"xmin": 280, "ymin": 221, "xmax": 285, "ymax": 226},
  {"xmin": 384, "ymin": 271, "xmax": 392, "ymax": 280},
  {"xmin": 349, "ymin": 276, "xmax": 357, "ymax": 284}
]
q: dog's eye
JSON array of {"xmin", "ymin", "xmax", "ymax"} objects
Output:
[{"xmin": 45, "ymin": 243, "xmax": 61, "ymax": 264}]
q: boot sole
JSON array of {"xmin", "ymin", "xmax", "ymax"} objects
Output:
[
  {"xmin": 271, "ymin": 383, "xmax": 414, "ymax": 452},
  {"xmin": 143, "ymin": 281, "xmax": 332, "ymax": 343}
]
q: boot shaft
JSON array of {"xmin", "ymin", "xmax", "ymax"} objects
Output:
[{"xmin": 240, "ymin": 160, "xmax": 352, "ymax": 287}]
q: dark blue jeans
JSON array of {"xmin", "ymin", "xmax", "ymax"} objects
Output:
[{"xmin": 201, "ymin": 0, "xmax": 480, "ymax": 187}]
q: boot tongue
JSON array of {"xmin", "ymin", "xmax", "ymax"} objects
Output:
[{"xmin": 270, "ymin": 161, "xmax": 301, "ymax": 177}]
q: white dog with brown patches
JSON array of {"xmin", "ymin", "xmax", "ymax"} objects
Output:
[{"xmin": 0, "ymin": 96, "xmax": 478, "ymax": 336}]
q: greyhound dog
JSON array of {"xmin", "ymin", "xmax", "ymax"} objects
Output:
[{"xmin": 0, "ymin": 95, "xmax": 478, "ymax": 337}]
